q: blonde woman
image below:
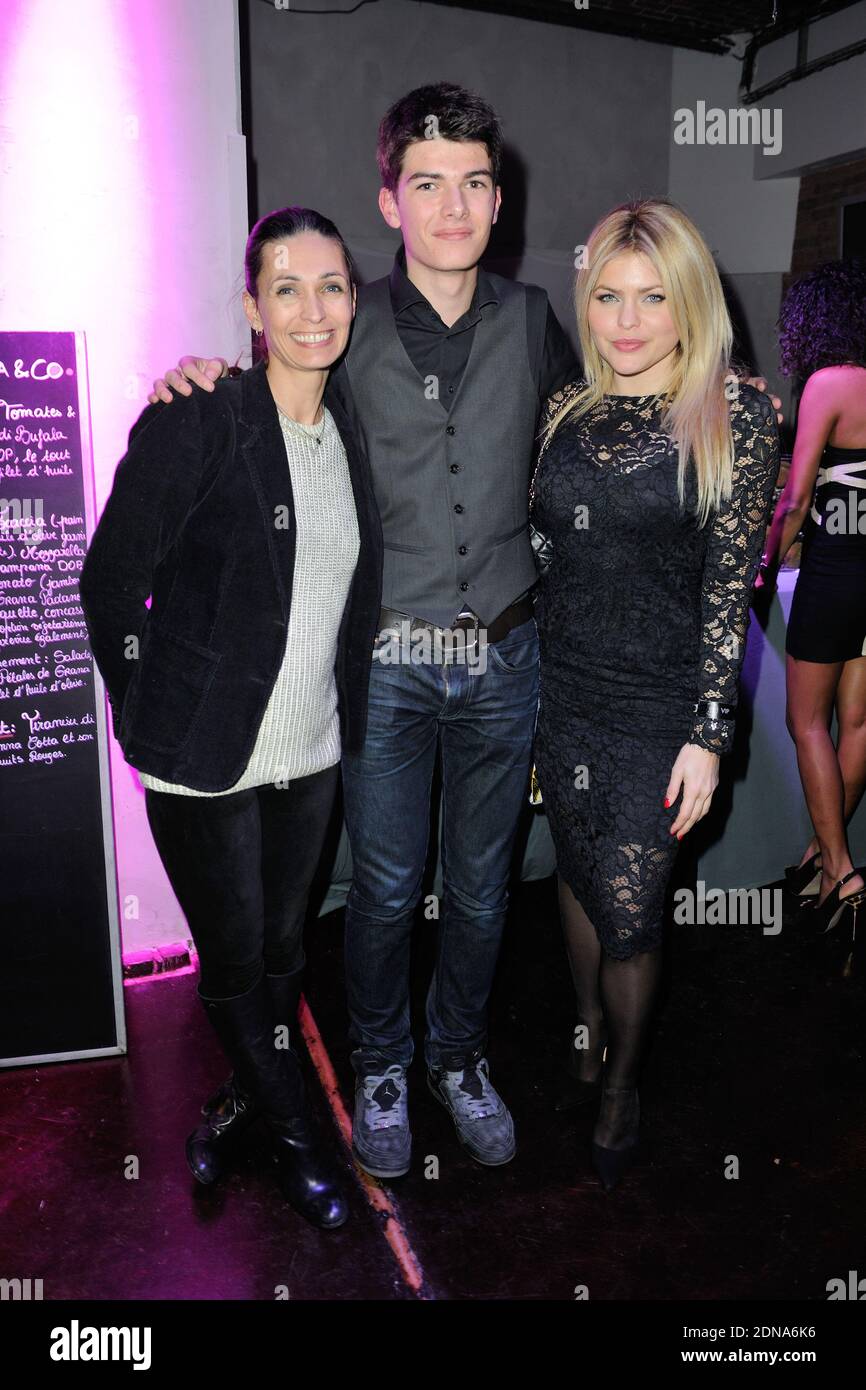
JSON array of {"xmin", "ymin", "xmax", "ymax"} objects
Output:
[{"xmin": 529, "ymin": 198, "xmax": 779, "ymax": 1190}]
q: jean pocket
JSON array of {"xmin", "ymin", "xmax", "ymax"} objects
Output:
[{"xmin": 486, "ymin": 620, "xmax": 539, "ymax": 675}]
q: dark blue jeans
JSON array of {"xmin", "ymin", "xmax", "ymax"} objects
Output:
[{"xmin": 341, "ymin": 616, "xmax": 540, "ymax": 1075}]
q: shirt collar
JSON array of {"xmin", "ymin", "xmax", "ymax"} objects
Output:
[{"xmin": 388, "ymin": 243, "xmax": 499, "ymax": 319}]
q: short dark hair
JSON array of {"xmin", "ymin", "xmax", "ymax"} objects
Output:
[
  {"xmin": 244, "ymin": 205, "xmax": 358, "ymax": 299},
  {"xmin": 778, "ymin": 259, "xmax": 866, "ymax": 380},
  {"xmin": 377, "ymin": 82, "xmax": 503, "ymax": 194}
]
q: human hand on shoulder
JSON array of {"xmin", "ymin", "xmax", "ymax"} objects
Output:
[
  {"xmin": 148, "ymin": 355, "xmax": 229, "ymax": 405},
  {"xmin": 735, "ymin": 374, "xmax": 783, "ymax": 427}
]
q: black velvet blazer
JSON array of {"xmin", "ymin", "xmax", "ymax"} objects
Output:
[{"xmin": 79, "ymin": 358, "xmax": 383, "ymax": 792}]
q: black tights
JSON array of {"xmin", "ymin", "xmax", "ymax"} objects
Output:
[
  {"xmin": 558, "ymin": 875, "xmax": 662, "ymax": 1147},
  {"xmin": 144, "ymin": 765, "xmax": 339, "ymax": 998}
]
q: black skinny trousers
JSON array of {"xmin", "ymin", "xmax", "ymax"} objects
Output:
[{"xmin": 144, "ymin": 765, "xmax": 339, "ymax": 999}]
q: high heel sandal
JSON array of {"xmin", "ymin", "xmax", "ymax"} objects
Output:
[
  {"xmin": 804, "ymin": 867, "xmax": 865, "ymax": 978},
  {"xmin": 801, "ymin": 867, "xmax": 866, "ymax": 932},
  {"xmin": 783, "ymin": 851, "xmax": 822, "ymax": 898},
  {"xmin": 590, "ymin": 1086, "xmax": 640, "ymax": 1193}
]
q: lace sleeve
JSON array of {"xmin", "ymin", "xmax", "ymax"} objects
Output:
[
  {"xmin": 689, "ymin": 386, "xmax": 780, "ymax": 755},
  {"xmin": 530, "ymin": 382, "xmax": 582, "ymax": 515},
  {"xmin": 529, "ymin": 384, "xmax": 582, "ymax": 578}
]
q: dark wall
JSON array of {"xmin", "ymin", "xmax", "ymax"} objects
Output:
[{"xmin": 245, "ymin": 0, "xmax": 673, "ymax": 342}]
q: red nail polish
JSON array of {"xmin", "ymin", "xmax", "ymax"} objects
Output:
[
  {"xmin": 677, "ymin": 832, "xmax": 683, "ymax": 840},
  {"xmin": 664, "ymin": 798, "xmax": 670, "ymax": 808}
]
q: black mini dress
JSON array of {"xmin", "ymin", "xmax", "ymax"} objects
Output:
[{"xmin": 786, "ymin": 441, "xmax": 866, "ymax": 663}]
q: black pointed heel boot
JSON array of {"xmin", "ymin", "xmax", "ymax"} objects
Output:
[
  {"xmin": 189, "ymin": 967, "xmax": 305, "ymax": 1186},
  {"xmin": 199, "ymin": 973, "xmax": 349, "ymax": 1229},
  {"xmin": 554, "ymin": 1020, "xmax": 607, "ymax": 1112},
  {"xmin": 591, "ymin": 1086, "xmax": 641, "ymax": 1193}
]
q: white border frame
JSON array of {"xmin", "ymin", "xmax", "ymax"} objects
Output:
[{"xmin": 0, "ymin": 331, "xmax": 127, "ymax": 1068}]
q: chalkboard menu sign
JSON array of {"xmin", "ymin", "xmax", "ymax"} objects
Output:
[{"xmin": 0, "ymin": 332, "xmax": 125, "ymax": 1065}]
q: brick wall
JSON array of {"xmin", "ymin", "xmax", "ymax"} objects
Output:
[{"xmin": 784, "ymin": 153, "xmax": 866, "ymax": 293}]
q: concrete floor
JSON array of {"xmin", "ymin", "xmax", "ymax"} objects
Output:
[{"xmin": 1, "ymin": 875, "xmax": 864, "ymax": 1301}]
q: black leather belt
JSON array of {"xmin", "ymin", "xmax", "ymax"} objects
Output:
[{"xmin": 378, "ymin": 596, "xmax": 533, "ymax": 646}]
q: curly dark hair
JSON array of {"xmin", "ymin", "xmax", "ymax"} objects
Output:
[
  {"xmin": 377, "ymin": 82, "xmax": 502, "ymax": 194},
  {"xmin": 777, "ymin": 258, "xmax": 866, "ymax": 379}
]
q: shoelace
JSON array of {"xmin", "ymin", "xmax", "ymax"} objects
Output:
[
  {"xmin": 208, "ymin": 1088, "xmax": 250, "ymax": 1131},
  {"xmin": 363, "ymin": 1065, "xmax": 407, "ymax": 1131},
  {"xmin": 440, "ymin": 1059, "xmax": 501, "ymax": 1121}
]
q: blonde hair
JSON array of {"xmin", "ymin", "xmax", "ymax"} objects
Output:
[{"xmin": 547, "ymin": 198, "xmax": 735, "ymax": 526}]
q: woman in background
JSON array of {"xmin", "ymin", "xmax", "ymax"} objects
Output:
[
  {"xmin": 760, "ymin": 260, "xmax": 866, "ymax": 946},
  {"xmin": 530, "ymin": 198, "xmax": 779, "ymax": 1190}
]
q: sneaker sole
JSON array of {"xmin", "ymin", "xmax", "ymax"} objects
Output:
[
  {"xmin": 426, "ymin": 1075, "xmax": 516, "ymax": 1166},
  {"xmin": 351, "ymin": 1142, "xmax": 411, "ymax": 1180}
]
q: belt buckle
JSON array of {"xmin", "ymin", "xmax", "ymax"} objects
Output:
[{"xmin": 445, "ymin": 614, "xmax": 479, "ymax": 664}]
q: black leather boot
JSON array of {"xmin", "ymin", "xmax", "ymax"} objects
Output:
[
  {"xmin": 198, "ymin": 973, "xmax": 349, "ymax": 1228},
  {"xmin": 186, "ymin": 1060, "xmax": 257, "ymax": 1186},
  {"xmin": 264, "ymin": 966, "xmax": 304, "ymax": 1050},
  {"xmin": 189, "ymin": 968, "xmax": 305, "ymax": 1185}
]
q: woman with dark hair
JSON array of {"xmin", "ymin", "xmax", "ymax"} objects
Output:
[
  {"xmin": 759, "ymin": 260, "xmax": 866, "ymax": 945},
  {"xmin": 80, "ymin": 207, "xmax": 383, "ymax": 1228}
]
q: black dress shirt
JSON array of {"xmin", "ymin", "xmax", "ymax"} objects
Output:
[{"xmin": 387, "ymin": 245, "xmax": 579, "ymax": 411}]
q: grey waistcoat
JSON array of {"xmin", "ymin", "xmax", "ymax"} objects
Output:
[{"xmin": 343, "ymin": 274, "xmax": 540, "ymax": 627}]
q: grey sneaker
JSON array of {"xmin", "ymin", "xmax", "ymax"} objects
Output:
[
  {"xmin": 427, "ymin": 1057, "xmax": 516, "ymax": 1166},
  {"xmin": 352, "ymin": 1065, "xmax": 411, "ymax": 1178}
]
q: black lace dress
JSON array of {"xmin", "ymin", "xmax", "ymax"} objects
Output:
[{"xmin": 530, "ymin": 383, "xmax": 779, "ymax": 959}]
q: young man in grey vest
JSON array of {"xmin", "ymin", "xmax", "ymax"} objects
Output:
[
  {"xmin": 338, "ymin": 85, "xmax": 578, "ymax": 1177},
  {"xmin": 153, "ymin": 82, "xmax": 578, "ymax": 1179}
]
